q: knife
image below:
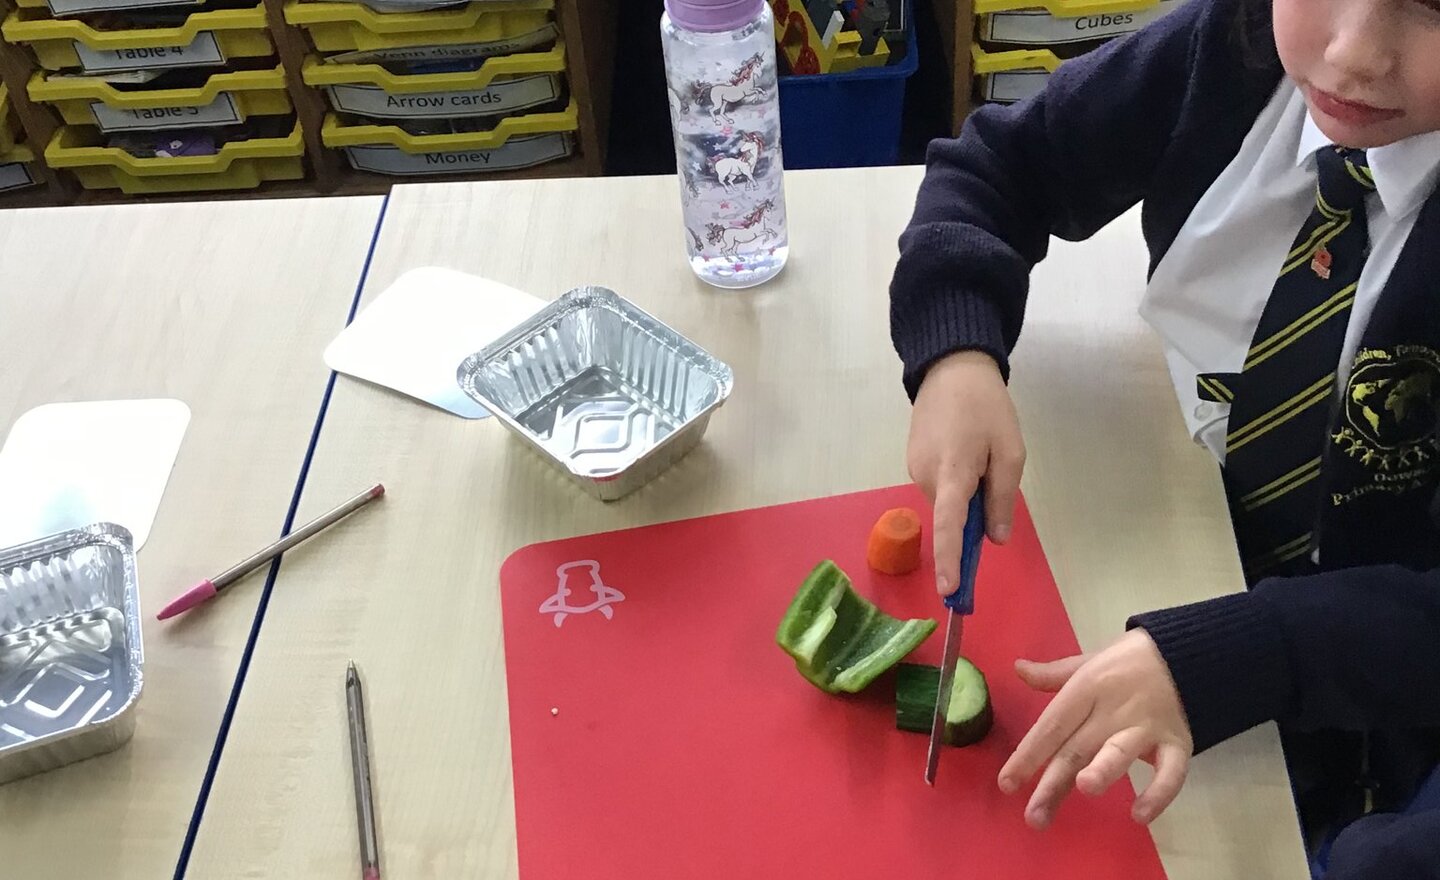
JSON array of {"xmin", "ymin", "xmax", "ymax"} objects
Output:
[{"xmin": 925, "ymin": 489, "xmax": 986, "ymax": 785}]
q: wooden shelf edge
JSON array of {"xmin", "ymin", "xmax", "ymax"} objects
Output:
[{"xmin": 5, "ymin": 149, "xmax": 592, "ymax": 207}]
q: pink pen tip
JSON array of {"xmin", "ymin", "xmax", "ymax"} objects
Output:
[
  {"xmin": 364, "ymin": 869, "xmax": 380, "ymax": 880},
  {"xmin": 156, "ymin": 580, "xmax": 218, "ymax": 620},
  {"xmin": 370, "ymin": 484, "xmax": 385, "ymax": 499}
]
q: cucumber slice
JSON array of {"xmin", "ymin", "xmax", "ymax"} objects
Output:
[
  {"xmin": 895, "ymin": 661, "xmax": 994, "ymax": 747},
  {"xmin": 776, "ymin": 560, "xmax": 938, "ymax": 694}
]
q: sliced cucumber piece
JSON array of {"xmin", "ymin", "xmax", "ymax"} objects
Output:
[
  {"xmin": 776, "ymin": 560, "xmax": 938, "ymax": 694},
  {"xmin": 895, "ymin": 660, "xmax": 994, "ymax": 747}
]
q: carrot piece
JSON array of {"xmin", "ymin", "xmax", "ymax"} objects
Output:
[{"xmin": 867, "ymin": 507, "xmax": 923, "ymax": 575}]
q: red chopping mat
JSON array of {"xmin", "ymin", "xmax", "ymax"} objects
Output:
[{"xmin": 499, "ymin": 484, "xmax": 1168, "ymax": 879}]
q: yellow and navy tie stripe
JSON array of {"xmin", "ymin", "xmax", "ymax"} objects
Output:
[
  {"xmin": 1202, "ymin": 146, "xmax": 1376, "ymax": 581},
  {"xmin": 1196, "ymin": 374, "xmax": 1236, "ymax": 404}
]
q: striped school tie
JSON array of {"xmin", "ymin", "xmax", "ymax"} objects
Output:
[{"xmin": 1196, "ymin": 146, "xmax": 1376, "ymax": 581}]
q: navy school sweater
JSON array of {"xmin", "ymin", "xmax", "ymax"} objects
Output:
[{"xmin": 888, "ymin": 0, "xmax": 1440, "ymax": 865}]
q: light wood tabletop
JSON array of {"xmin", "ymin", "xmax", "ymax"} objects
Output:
[
  {"xmin": 186, "ymin": 168, "xmax": 1308, "ymax": 879},
  {"xmin": 0, "ymin": 196, "xmax": 385, "ymax": 878}
]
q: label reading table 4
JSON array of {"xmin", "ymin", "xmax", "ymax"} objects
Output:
[
  {"xmin": 89, "ymin": 93, "xmax": 240, "ymax": 132},
  {"xmin": 75, "ymin": 33, "xmax": 224, "ymax": 74}
]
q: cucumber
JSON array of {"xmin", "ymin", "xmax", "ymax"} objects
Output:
[
  {"xmin": 895, "ymin": 661, "xmax": 994, "ymax": 747},
  {"xmin": 776, "ymin": 560, "xmax": 938, "ymax": 694}
]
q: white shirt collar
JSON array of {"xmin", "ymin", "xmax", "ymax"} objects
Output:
[{"xmin": 1296, "ymin": 108, "xmax": 1440, "ymax": 221}]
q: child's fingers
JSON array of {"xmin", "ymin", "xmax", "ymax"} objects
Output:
[
  {"xmin": 1076, "ymin": 727, "xmax": 1149, "ymax": 797},
  {"xmin": 998, "ymin": 684, "xmax": 1093, "ymax": 794},
  {"xmin": 932, "ymin": 473, "xmax": 980, "ymax": 596},
  {"xmin": 984, "ymin": 442, "xmax": 1024, "ymax": 544},
  {"xmin": 1023, "ymin": 723, "xmax": 1107, "ymax": 830},
  {"xmin": 1132, "ymin": 742, "xmax": 1190, "ymax": 824}
]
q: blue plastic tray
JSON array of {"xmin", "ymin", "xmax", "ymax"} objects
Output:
[{"xmin": 776, "ymin": 0, "xmax": 919, "ymax": 169}]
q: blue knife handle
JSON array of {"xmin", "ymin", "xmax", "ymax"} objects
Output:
[{"xmin": 944, "ymin": 489, "xmax": 984, "ymax": 615}]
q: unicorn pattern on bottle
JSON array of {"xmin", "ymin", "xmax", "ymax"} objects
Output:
[
  {"xmin": 690, "ymin": 52, "xmax": 767, "ymax": 125},
  {"xmin": 710, "ymin": 132, "xmax": 766, "ymax": 193},
  {"xmin": 705, "ymin": 199, "xmax": 779, "ymax": 261},
  {"xmin": 664, "ymin": 39, "xmax": 786, "ymax": 272}
]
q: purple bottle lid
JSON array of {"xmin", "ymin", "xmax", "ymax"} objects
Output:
[{"xmin": 665, "ymin": 0, "xmax": 765, "ymax": 33}]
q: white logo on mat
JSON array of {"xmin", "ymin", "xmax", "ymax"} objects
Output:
[{"xmin": 539, "ymin": 560, "xmax": 625, "ymax": 627}]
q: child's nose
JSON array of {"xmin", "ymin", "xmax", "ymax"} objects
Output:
[{"xmin": 1325, "ymin": 5, "xmax": 1399, "ymax": 85}]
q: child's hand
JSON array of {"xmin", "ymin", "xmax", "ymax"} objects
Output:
[
  {"xmin": 907, "ymin": 350, "xmax": 1025, "ymax": 595},
  {"xmin": 997, "ymin": 629, "xmax": 1193, "ymax": 830}
]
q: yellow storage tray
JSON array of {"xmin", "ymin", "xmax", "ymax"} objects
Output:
[
  {"xmin": 285, "ymin": 0, "xmax": 554, "ymax": 55},
  {"xmin": 0, "ymin": 83, "xmax": 16, "ymax": 154},
  {"xmin": 2, "ymin": 6, "xmax": 274, "ymax": 73},
  {"xmin": 45, "ymin": 119, "xmax": 305, "ymax": 193},
  {"xmin": 29, "ymin": 65, "xmax": 292, "ymax": 131},
  {"xmin": 322, "ymin": 97, "xmax": 575, "ymax": 176},
  {"xmin": 0, "ymin": 144, "xmax": 39, "ymax": 193},
  {"xmin": 977, "ymin": 0, "xmax": 1184, "ymax": 47},
  {"xmin": 302, "ymin": 41, "xmax": 564, "ymax": 119},
  {"xmin": 972, "ymin": 43, "xmax": 1061, "ymax": 104}
]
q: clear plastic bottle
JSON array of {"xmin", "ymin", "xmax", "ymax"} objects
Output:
[{"xmin": 661, "ymin": 0, "xmax": 790, "ymax": 289}]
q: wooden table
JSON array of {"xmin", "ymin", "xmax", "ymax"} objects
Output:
[
  {"xmin": 0, "ymin": 196, "xmax": 385, "ymax": 878},
  {"xmin": 186, "ymin": 167, "xmax": 1309, "ymax": 879}
]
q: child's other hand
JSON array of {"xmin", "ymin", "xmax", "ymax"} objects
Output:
[
  {"xmin": 907, "ymin": 350, "xmax": 1025, "ymax": 595},
  {"xmin": 997, "ymin": 629, "xmax": 1193, "ymax": 830}
]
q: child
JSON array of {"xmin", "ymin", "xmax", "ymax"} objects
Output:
[{"xmin": 889, "ymin": 0, "xmax": 1440, "ymax": 876}]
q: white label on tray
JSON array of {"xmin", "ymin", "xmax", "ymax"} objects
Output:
[
  {"xmin": 0, "ymin": 161, "xmax": 35, "ymax": 193},
  {"xmin": 984, "ymin": 69, "xmax": 1050, "ymax": 104},
  {"xmin": 75, "ymin": 32, "xmax": 224, "ymax": 74},
  {"xmin": 325, "ymin": 22, "xmax": 558, "ymax": 66},
  {"xmin": 89, "ymin": 93, "xmax": 240, "ymax": 132},
  {"xmin": 326, "ymin": 74, "xmax": 559, "ymax": 119},
  {"xmin": 47, "ymin": 0, "xmax": 201, "ymax": 19},
  {"xmin": 343, "ymin": 132, "xmax": 571, "ymax": 176},
  {"xmin": 982, "ymin": 0, "xmax": 1184, "ymax": 45}
]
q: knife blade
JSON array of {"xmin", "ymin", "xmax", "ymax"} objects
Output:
[{"xmin": 925, "ymin": 489, "xmax": 986, "ymax": 785}]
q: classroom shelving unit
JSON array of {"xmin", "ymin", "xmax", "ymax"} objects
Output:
[
  {"xmin": 932, "ymin": 0, "xmax": 1180, "ymax": 135},
  {"xmin": 0, "ymin": 0, "xmax": 615, "ymax": 204}
]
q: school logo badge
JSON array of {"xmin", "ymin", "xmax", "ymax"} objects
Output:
[{"xmin": 1331, "ymin": 346, "xmax": 1440, "ymax": 505}]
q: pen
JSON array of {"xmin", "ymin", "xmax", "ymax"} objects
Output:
[
  {"xmin": 156, "ymin": 483, "xmax": 384, "ymax": 620},
  {"xmin": 347, "ymin": 661, "xmax": 381, "ymax": 880}
]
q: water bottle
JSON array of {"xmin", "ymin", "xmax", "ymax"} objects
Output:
[{"xmin": 661, "ymin": 0, "xmax": 790, "ymax": 289}]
